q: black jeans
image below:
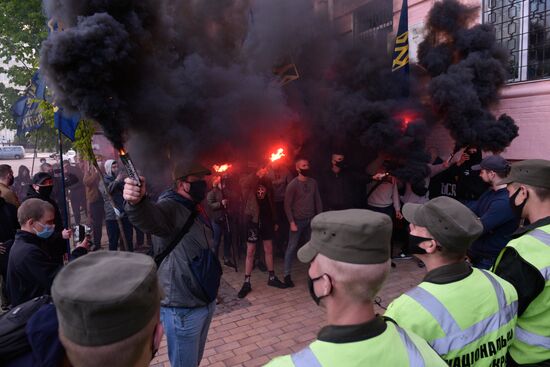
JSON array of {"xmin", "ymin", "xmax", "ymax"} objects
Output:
[
  {"xmin": 274, "ymin": 201, "xmax": 289, "ymax": 255},
  {"xmin": 106, "ymin": 217, "xmax": 134, "ymax": 252},
  {"xmin": 89, "ymin": 200, "xmax": 104, "ymax": 248}
]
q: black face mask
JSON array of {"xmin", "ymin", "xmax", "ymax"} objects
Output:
[
  {"xmin": 299, "ymin": 168, "xmax": 311, "ymax": 177},
  {"xmin": 308, "ymin": 274, "xmax": 332, "ymax": 306},
  {"xmin": 37, "ymin": 185, "xmax": 53, "ymax": 198},
  {"xmin": 187, "ymin": 180, "xmax": 207, "ymax": 203},
  {"xmin": 334, "ymin": 161, "xmax": 345, "ymax": 169},
  {"xmin": 509, "ymin": 187, "xmax": 528, "ymax": 218},
  {"xmin": 408, "ymin": 234, "xmax": 434, "ymax": 255}
]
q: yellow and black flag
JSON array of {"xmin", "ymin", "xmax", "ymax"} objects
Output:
[{"xmin": 392, "ymin": 0, "xmax": 409, "ymax": 97}]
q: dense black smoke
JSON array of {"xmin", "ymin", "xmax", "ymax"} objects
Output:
[
  {"xmin": 40, "ymin": 0, "xmax": 517, "ymax": 188},
  {"xmin": 418, "ymin": 0, "xmax": 519, "ymax": 152}
]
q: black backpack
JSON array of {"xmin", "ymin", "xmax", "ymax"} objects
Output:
[{"xmin": 0, "ymin": 296, "xmax": 52, "ymax": 363}]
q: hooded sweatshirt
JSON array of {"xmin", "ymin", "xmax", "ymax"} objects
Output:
[{"xmin": 99, "ymin": 160, "xmax": 126, "ymax": 221}]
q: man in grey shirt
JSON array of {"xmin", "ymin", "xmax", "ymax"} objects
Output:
[
  {"xmin": 267, "ymin": 161, "xmax": 294, "ymax": 257},
  {"xmin": 283, "ymin": 158, "xmax": 322, "ymax": 287}
]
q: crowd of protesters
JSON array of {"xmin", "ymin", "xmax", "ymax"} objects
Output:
[{"xmin": 0, "ymin": 147, "xmax": 549, "ymax": 367}]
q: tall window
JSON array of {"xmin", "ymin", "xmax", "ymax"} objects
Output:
[
  {"xmin": 484, "ymin": 0, "xmax": 550, "ymax": 82},
  {"xmin": 353, "ymin": 0, "xmax": 393, "ymax": 42}
]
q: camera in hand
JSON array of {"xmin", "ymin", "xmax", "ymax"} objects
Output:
[{"xmin": 73, "ymin": 224, "xmax": 92, "ymax": 243}]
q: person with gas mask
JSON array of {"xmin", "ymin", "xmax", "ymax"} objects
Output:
[
  {"xmin": 237, "ymin": 167, "xmax": 287, "ymax": 299},
  {"xmin": 6, "ymin": 198, "xmax": 89, "ymax": 306},
  {"xmin": 283, "ymin": 158, "xmax": 322, "ymax": 287},
  {"xmin": 123, "ymin": 162, "xmax": 218, "ymax": 367},
  {"xmin": 266, "ymin": 209, "xmax": 447, "ymax": 367},
  {"xmin": 385, "ymin": 196, "xmax": 518, "ymax": 366},
  {"xmin": 23, "ymin": 172, "xmax": 73, "ymax": 265},
  {"xmin": 492, "ymin": 159, "xmax": 550, "ymax": 367}
]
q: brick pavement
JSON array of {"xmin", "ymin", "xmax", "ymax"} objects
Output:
[{"xmin": 150, "ymin": 257, "xmax": 425, "ymax": 367}]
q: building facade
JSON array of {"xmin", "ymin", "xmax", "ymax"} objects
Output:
[{"xmin": 324, "ymin": 0, "xmax": 550, "ymax": 159}]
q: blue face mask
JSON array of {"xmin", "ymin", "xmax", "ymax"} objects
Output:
[{"xmin": 34, "ymin": 222, "xmax": 55, "ymax": 239}]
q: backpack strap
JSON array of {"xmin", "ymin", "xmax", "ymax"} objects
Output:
[{"xmin": 154, "ymin": 211, "xmax": 197, "ymax": 268}]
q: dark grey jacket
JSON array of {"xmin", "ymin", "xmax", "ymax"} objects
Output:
[{"xmin": 125, "ymin": 192, "xmax": 213, "ymax": 308}]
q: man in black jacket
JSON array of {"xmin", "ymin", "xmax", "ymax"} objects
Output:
[
  {"xmin": 23, "ymin": 172, "xmax": 72, "ymax": 265},
  {"xmin": 0, "ymin": 197, "xmax": 18, "ymax": 307},
  {"xmin": 6, "ymin": 198, "xmax": 88, "ymax": 306},
  {"xmin": 319, "ymin": 152, "xmax": 360, "ymax": 211}
]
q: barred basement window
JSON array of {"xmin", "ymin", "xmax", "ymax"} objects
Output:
[
  {"xmin": 353, "ymin": 0, "xmax": 393, "ymax": 42},
  {"xmin": 484, "ymin": 0, "xmax": 550, "ymax": 82}
]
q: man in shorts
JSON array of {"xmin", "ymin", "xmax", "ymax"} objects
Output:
[{"xmin": 238, "ymin": 168, "xmax": 287, "ymax": 298}]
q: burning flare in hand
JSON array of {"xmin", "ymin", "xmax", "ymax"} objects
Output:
[
  {"xmin": 213, "ymin": 164, "xmax": 232, "ymax": 173},
  {"xmin": 270, "ymin": 148, "xmax": 286, "ymax": 162},
  {"xmin": 118, "ymin": 148, "xmax": 141, "ymax": 186}
]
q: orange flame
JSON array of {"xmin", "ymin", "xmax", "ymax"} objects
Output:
[
  {"xmin": 213, "ymin": 164, "xmax": 232, "ymax": 173},
  {"xmin": 118, "ymin": 148, "xmax": 127, "ymax": 156},
  {"xmin": 270, "ymin": 148, "xmax": 286, "ymax": 162}
]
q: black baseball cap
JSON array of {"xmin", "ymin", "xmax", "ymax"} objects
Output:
[
  {"xmin": 32, "ymin": 172, "xmax": 53, "ymax": 185},
  {"xmin": 471, "ymin": 155, "xmax": 510, "ymax": 173}
]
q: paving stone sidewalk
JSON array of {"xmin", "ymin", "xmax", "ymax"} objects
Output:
[{"xmin": 150, "ymin": 257, "xmax": 425, "ymax": 367}]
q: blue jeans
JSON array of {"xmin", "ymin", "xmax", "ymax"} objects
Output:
[
  {"xmin": 212, "ymin": 221, "xmax": 232, "ymax": 260},
  {"xmin": 284, "ymin": 218, "xmax": 312, "ymax": 276},
  {"xmin": 160, "ymin": 302, "xmax": 216, "ymax": 367}
]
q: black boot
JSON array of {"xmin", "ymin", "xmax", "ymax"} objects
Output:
[
  {"xmin": 224, "ymin": 259, "xmax": 236, "ymax": 269},
  {"xmin": 268, "ymin": 276, "xmax": 287, "ymax": 289},
  {"xmin": 284, "ymin": 275, "xmax": 294, "ymax": 288},
  {"xmin": 238, "ymin": 282, "xmax": 252, "ymax": 298}
]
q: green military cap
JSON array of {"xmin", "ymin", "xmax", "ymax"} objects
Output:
[
  {"xmin": 497, "ymin": 159, "xmax": 550, "ymax": 189},
  {"xmin": 297, "ymin": 209, "xmax": 392, "ymax": 264},
  {"xmin": 52, "ymin": 251, "xmax": 162, "ymax": 347},
  {"xmin": 403, "ymin": 196, "xmax": 483, "ymax": 252},
  {"xmin": 172, "ymin": 162, "xmax": 211, "ymax": 181}
]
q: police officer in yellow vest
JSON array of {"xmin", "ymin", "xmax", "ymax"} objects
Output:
[
  {"xmin": 385, "ymin": 196, "xmax": 518, "ymax": 367},
  {"xmin": 493, "ymin": 159, "xmax": 550, "ymax": 367},
  {"xmin": 265, "ymin": 209, "xmax": 447, "ymax": 367}
]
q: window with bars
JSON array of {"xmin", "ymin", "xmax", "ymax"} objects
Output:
[
  {"xmin": 483, "ymin": 0, "xmax": 550, "ymax": 82},
  {"xmin": 353, "ymin": 0, "xmax": 393, "ymax": 42}
]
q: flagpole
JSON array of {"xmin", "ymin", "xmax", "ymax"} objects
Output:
[
  {"xmin": 31, "ymin": 131, "xmax": 39, "ymax": 176},
  {"xmin": 58, "ymin": 127, "xmax": 71, "ymax": 257}
]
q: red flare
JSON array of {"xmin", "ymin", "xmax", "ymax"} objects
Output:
[
  {"xmin": 213, "ymin": 164, "xmax": 232, "ymax": 173},
  {"xmin": 270, "ymin": 148, "xmax": 286, "ymax": 162}
]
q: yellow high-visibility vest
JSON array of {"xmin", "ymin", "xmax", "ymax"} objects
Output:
[{"xmin": 494, "ymin": 224, "xmax": 550, "ymax": 364}]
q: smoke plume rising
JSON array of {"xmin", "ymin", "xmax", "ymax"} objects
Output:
[
  {"xmin": 40, "ymin": 0, "xmax": 518, "ymax": 188},
  {"xmin": 418, "ymin": 0, "xmax": 519, "ymax": 152}
]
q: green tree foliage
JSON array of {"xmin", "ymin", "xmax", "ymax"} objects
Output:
[
  {"xmin": 73, "ymin": 120, "xmax": 97, "ymax": 162},
  {"xmin": 0, "ymin": 0, "xmax": 48, "ymax": 129},
  {"xmin": 0, "ymin": 2, "xmax": 95, "ymax": 155}
]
